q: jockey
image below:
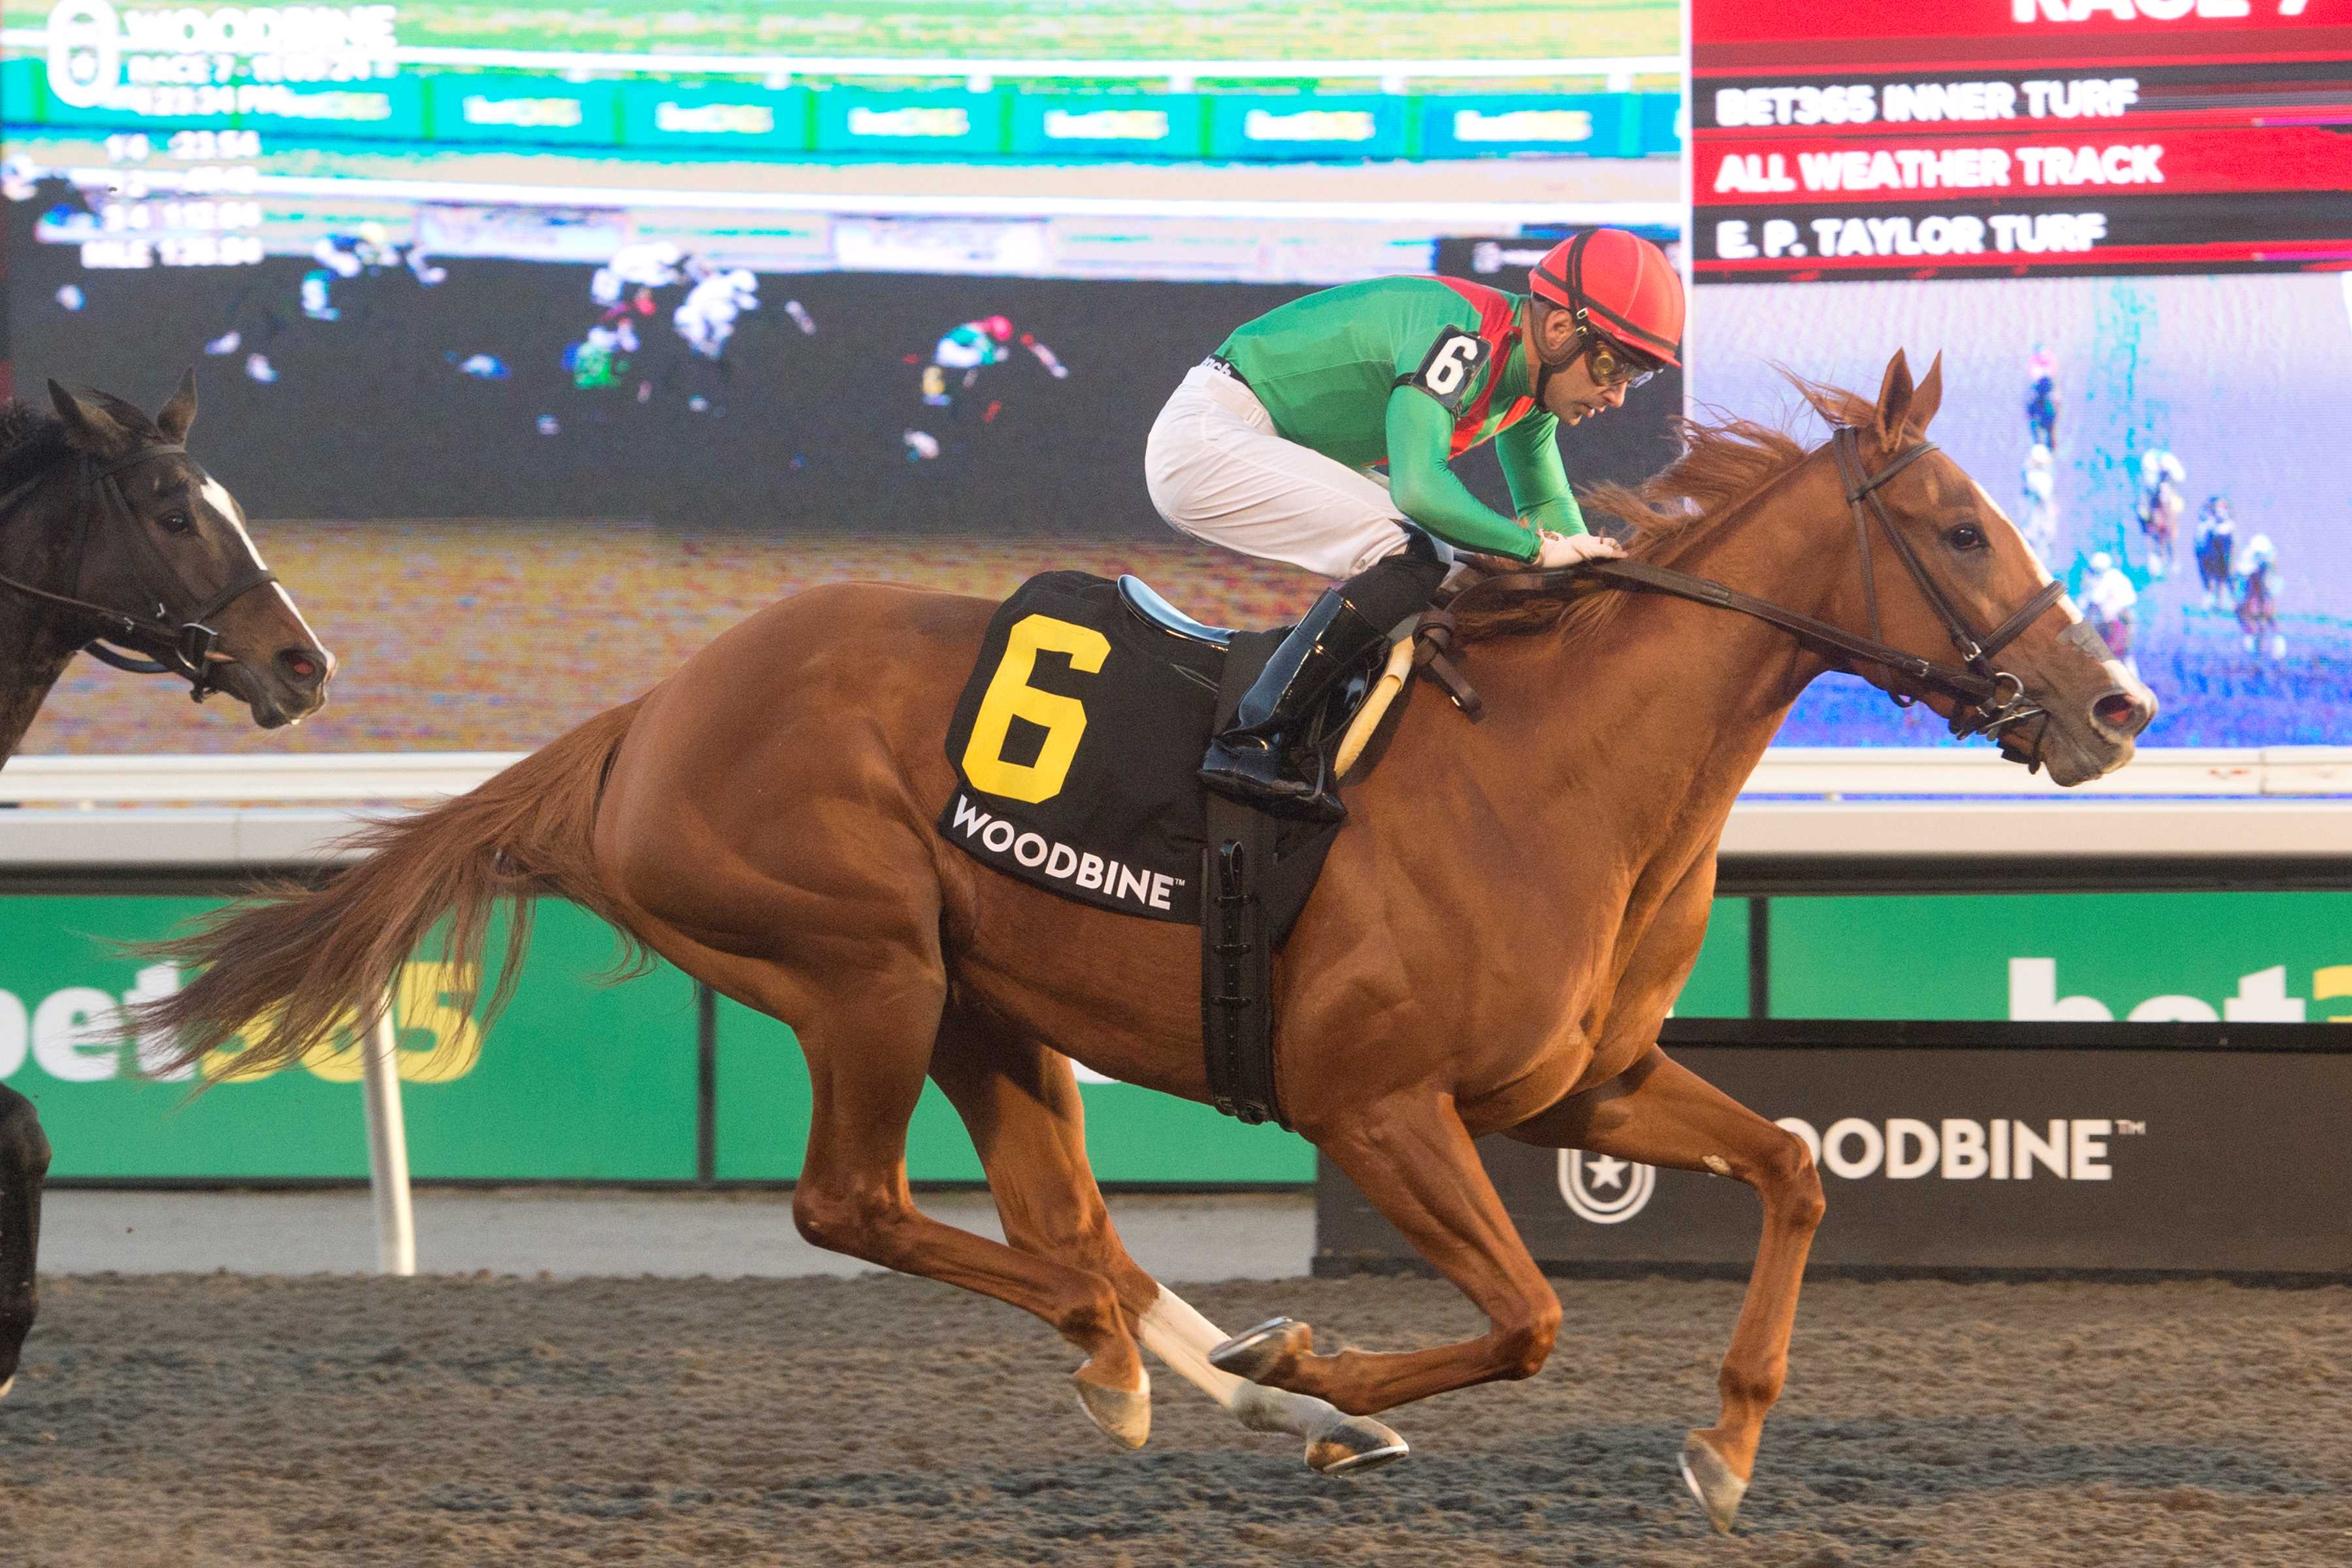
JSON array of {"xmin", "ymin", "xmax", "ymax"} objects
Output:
[
  {"xmin": 922, "ymin": 315, "xmax": 1068, "ymax": 410},
  {"xmin": 2025, "ymin": 347, "xmax": 2058, "ymax": 450},
  {"xmin": 1147, "ymin": 227, "xmax": 1684, "ymax": 818},
  {"xmin": 2237, "ymin": 532, "xmax": 2283, "ymax": 659},
  {"xmin": 2195, "ymin": 495, "xmax": 2236, "ymax": 609},
  {"xmin": 2138, "ymin": 448, "xmax": 2185, "ymax": 508}
]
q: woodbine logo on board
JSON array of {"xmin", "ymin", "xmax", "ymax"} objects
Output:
[{"xmin": 1561, "ymin": 1116, "xmax": 2143, "ymax": 1224}]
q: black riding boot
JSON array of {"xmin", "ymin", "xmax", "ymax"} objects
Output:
[{"xmin": 1200, "ymin": 538, "xmax": 1447, "ymax": 821}]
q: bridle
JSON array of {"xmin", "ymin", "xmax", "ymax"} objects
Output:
[
  {"xmin": 1824, "ymin": 426, "xmax": 2065, "ymax": 740},
  {"xmin": 0, "ymin": 442, "xmax": 279, "ymax": 702},
  {"xmin": 1436, "ymin": 426, "xmax": 2068, "ymax": 749}
]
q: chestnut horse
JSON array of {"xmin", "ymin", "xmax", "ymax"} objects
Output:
[
  {"xmin": 0, "ymin": 374, "xmax": 336, "ymax": 1401},
  {"xmin": 139, "ymin": 353, "xmax": 2151, "ymax": 1531}
]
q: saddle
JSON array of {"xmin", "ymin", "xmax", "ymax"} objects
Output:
[{"xmin": 936, "ymin": 570, "xmax": 1462, "ymax": 1126}]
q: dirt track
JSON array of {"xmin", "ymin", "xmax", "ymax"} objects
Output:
[{"xmin": 3, "ymin": 1271, "xmax": 2346, "ymax": 1567}]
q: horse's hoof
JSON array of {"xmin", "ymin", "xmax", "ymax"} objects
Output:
[
  {"xmin": 1072, "ymin": 1367, "xmax": 1151, "ymax": 1450},
  {"xmin": 1679, "ymin": 1430, "xmax": 1749, "ymax": 1535},
  {"xmin": 0, "ymin": 1375, "xmax": 12, "ymax": 1403},
  {"xmin": 1209, "ymin": 1316, "xmax": 1311, "ymax": 1382},
  {"xmin": 1306, "ymin": 1414, "xmax": 1409, "ymax": 1477}
]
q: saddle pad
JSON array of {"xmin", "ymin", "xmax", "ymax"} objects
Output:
[{"xmin": 938, "ymin": 571, "xmax": 1227, "ymax": 923}]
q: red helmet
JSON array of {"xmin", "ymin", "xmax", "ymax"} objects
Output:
[{"xmin": 1529, "ymin": 229, "xmax": 1682, "ymax": 370}]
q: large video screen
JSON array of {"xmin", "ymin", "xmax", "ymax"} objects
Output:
[
  {"xmin": 1693, "ymin": 0, "xmax": 2351, "ymax": 749},
  {"xmin": 0, "ymin": 0, "xmax": 1684, "ymax": 753}
]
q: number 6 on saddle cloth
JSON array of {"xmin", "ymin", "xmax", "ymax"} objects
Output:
[{"xmin": 937, "ymin": 569, "xmax": 1391, "ymax": 1124}]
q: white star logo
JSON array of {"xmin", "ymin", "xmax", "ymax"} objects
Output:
[{"xmin": 1584, "ymin": 1154, "xmax": 1630, "ymax": 1190}]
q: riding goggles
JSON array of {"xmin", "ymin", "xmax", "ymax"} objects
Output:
[{"xmin": 1581, "ymin": 332, "xmax": 1667, "ymax": 391}]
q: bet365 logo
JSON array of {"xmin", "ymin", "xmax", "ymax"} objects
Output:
[{"xmin": 2008, "ymin": 959, "xmax": 2344, "ymax": 1024}]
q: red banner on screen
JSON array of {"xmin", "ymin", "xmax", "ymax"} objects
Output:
[
  {"xmin": 1697, "ymin": 0, "xmax": 2351, "ymax": 74},
  {"xmin": 1693, "ymin": 0, "xmax": 2352, "ymax": 278},
  {"xmin": 1701, "ymin": 125, "xmax": 2352, "ymax": 203},
  {"xmin": 1699, "ymin": 0, "xmax": 2341, "ymax": 49}
]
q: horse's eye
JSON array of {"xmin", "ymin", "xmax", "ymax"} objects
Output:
[
  {"xmin": 159, "ymin": 511, "xmax": 193, "ymax": 536},
  {"xmin": 1946, "ymin": 524, "xmax": 1985, "ymax": 551}
]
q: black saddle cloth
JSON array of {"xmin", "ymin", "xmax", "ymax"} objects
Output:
[{"xmin": 937, "ymin": 570, "xmax": 1342, "ymax": 930}]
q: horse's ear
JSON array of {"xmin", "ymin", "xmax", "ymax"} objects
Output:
[
  {"xmin": 1872, "ymin": 351, "xmax": 1915, "ymax": 448},
  {"xmin": 156, "ymin": 368, "xmax": 198, "ymax": 444},
  {"xmin": 1909, "ymin": 352, "xmax": 1944, "ymax": 436},
  {"xmin": 48, "ymin": 379, "xmax": 138, "ymax": 457}
]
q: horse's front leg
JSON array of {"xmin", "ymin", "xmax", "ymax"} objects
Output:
[
  {"xmin": 926, "ymin": 1019, "xmax": 1408, "ymax": 1475},
  {"xmin": 1211, "ymin": 1094, "xmax": 1561, "ymax": 1417},
  {"xmin": 0, "ymin": 1084, "xmax": 50, "ymax": 1399},
  {"xmin": 1508, "ymin": 1047, "xmax": 1825, "ymax": 1535}
]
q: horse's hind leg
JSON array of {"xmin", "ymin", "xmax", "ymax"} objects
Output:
[
  {"xmin": 619, "ymin": 915, "xmax": 1154, "ymax": 1449},
  {"xmin": 1511, "ymin": 1047, "xmax": 1826, "ymax": 1535},
  {"xmin": 927, "ymin": 1021, "xmax": 1407, "ymax": 1475}
]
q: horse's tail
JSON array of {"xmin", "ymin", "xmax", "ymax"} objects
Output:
[{"xmin": 135, "ymin": 698, "xmax": 645, "ymax": 1080}]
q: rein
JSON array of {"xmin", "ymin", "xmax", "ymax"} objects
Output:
[
  {"xmin": 1434, "ymin": 425, "xmax": 2066, "ymax": 745},
  {"xmin": 0, "ymin": 443, "xmax": 278, "ymax": 702}
]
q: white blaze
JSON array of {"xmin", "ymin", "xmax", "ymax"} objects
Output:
[
  {"xmin": 197, "ymin": 474, "xmax": 266, "ymax": 568},
  {"xmin": 195, "ymin": 470, "xmax": 329, "ymax": 671}
]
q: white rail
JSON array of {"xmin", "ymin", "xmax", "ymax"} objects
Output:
[
  {"xmin": 0, "ymin": 751, "xmax": 521, "ymax": 804},
  {"xmin": 1, "ymin": 749, "xmax": 2350, "ymax": 865},
  {"xmin": 3, "ymin": 747, "xmax": 2349, "ymax": 806}
]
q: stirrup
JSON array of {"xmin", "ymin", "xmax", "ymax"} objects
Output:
[{"xmin": 1200, "ymin": 740, "xmax": 1344, "ymax": 823}]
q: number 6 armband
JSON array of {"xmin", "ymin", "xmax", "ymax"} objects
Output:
[{"xmin": 1397, "ymin": 327, "xmax": 1492, "ymax": 414}]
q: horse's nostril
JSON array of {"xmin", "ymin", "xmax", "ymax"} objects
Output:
[
  {"xmin": 2094, "ymin": 693, "xmax": 2143, "ymax": 733},
  {"xmin": 278, "ymin": 648, "xmax": 326, "ymax": 685}
]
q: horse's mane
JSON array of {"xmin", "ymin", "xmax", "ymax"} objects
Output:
[
  {"xmin": 0, "ymin": 401, "xmax": 71, "ymax": 494},
  {"xmin": 1456, "ymin": 374, "xmax": 1892, "ymax": 643}
]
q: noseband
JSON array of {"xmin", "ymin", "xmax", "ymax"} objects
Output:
[
  {"xmin": 1440, "ymin": 425, "xmax": 2069, "ymax": 748},
  {"xmin": 0, "ymin": 443, "xmax": 280, "ymax": 702}
]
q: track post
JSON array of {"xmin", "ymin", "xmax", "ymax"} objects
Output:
[{"xmin": 360, "ymin": 991, "xmax": 417, "ymax": 1276}]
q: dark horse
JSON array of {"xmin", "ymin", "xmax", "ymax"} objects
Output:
[
  {"xmin": 0, "ymin": 373, "xmax": 335, "ymax": 1401},
  {"xmin": 139, "ymin": 354, "xmax": 2153, "ymax": 1531}
]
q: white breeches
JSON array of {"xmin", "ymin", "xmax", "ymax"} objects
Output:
[{"xmin": 1145, "ymin": 365, "xmax": 1416, "ymax": 581}]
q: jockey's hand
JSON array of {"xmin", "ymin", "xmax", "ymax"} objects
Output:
[{"xmin": 1533, "ymin": 529, "xmax": 1624, "ymax": 570}]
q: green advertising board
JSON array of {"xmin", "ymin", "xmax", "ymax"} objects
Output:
[
  {"xmin": 1206, "ymin": 93, "xmax": 1409, "ymax": 162},
  {"xmin": 1, "ymin": 895, "xmax": 696, "ymax": 1181},
  {"xmin": 424, "ymin": 74, "xmax": 623, "ymax": 148},
  {"xmin": 1416, "ymin": 94, "xmax": 1638, "ymax": 160},
  {"xmin": 1007, "ymin": 91, "xmax": 1209, "ymax": 161},
  {"xmin": 1677, "ymin": 897, "xmax": 1749, "ymax": 1019},
  {"xmin": 617, "ymin": 82, "xmax": 815, "ymax": 155},
  {"xmin": 813, "ymin": 88, "xmax": 1011, "ymax": 157},
  {"xmin": 1768, "ymin": 891, "xmax": 2352, "ymax": 1024}
]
